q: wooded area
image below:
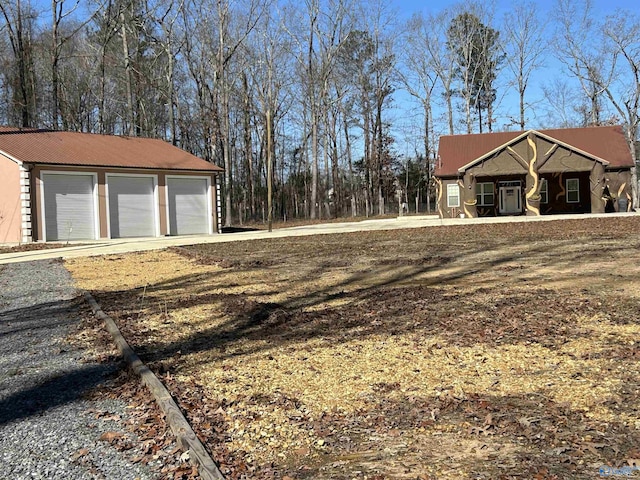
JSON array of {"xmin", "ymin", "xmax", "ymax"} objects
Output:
[{"xmin": 1, "ymin": 0, "xmax": 638, "ymax": 225}]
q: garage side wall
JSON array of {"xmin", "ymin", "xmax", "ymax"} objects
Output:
[{"xmin": 0, "ymin": 155, "xmax": 21, "ymax": 243}]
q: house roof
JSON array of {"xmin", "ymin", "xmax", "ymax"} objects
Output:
[
  {"xmin": 0, "ymin": 128, "xmax": 223, "ymax": 172},
  {"xmin": 435, "ymin": 125, "xmax": 633, "ymax": 177}
]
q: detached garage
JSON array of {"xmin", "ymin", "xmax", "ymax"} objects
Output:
[{"xmin": 0, "ymin": 128, "xmax": 223, "ymax": 244}]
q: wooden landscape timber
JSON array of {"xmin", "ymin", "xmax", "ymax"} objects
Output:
[{"xmin": 83, "ymin": 292, "xmax": 225, "ymax": 480}]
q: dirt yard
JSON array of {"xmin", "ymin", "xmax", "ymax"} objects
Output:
[{"xmin": 66, "ymin": 216, "xmax": 640, "ymax": 479}]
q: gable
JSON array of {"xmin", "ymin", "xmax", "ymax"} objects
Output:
[{"xmin": 464, "ymin": 134, "xmax": 530, "ymax": 177}]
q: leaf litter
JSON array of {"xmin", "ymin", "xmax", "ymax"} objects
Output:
[{"xmin": 66, "ymin": 217, "xmax": 640, "ymax": 479}]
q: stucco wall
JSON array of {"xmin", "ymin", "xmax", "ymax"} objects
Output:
[
  {"xmin": 31, "ymin": 165, "xmax": 219, "ymax": 241},
  {"xmin": 467, "ymin": 138, "xmax": 529, "ymax": 177},
  {"xmin": 539, "ymin": 146, "xmax": 595, "ymax": 173},
  {"xmin": 604, "ymin": 169, "xmax": 633, "ymax": 211},
  {"xmin": 0, "ymin": 155, "xmax": 21, "ymax": 243},
  {"xmin": 437, "ymin": 178, "xmax": 464, "ymax": 219}
]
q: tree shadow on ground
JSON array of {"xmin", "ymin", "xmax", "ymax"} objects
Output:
[
  {"xmin": 0, "ymin": 296, "xmax": 122, "ymax": 425},
  {"xmin": 0, "ymin": 363, "xmax": 119, "ymax": 425},
  {"xmin": 89, "ymin": 238, "xmax": 636, "ymax": 367}
]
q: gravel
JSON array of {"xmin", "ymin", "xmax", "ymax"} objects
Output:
[{"xmin": 0, "ymin": 259, "xmax": 157, "ymax": 479}]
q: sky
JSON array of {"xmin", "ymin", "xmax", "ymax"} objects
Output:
[
  {"xmin": 24, "ymin": 0, "xmax": 640, "ymax": 155},
  {"xmin": 392, "ymin": 0, "xmax": 638, "ymax": 20},
  {"xmin": 386, "ymin": 0, "xmax": 640, "ymax": 155}
]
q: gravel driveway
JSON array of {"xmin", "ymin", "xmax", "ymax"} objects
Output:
[{"xmin": 0, "ymin": 259, "xmax": 156, "ymax": 479}]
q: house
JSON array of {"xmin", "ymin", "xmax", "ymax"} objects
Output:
[
  {"xmin": 434, "ymin": 126, "xmax": 634, "ymax": 219},
  {"xmin": 0, "ymin": 128, "xmax": 223, "ymax": 244}
]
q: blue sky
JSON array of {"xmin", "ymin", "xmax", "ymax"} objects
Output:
[
  {"xmin": 25, "ymin": 0, "xmax": 639, "ymax": 152},
  {"xmin": 388, "ymin": 0, "xmax": 640, "ymax": 152},
  {"xmin": 392, "ymin": 0, "xmax": 638, "ymax": 19}
]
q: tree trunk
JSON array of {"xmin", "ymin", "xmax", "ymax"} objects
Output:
[
  {"xmin": 120, "ymin": 9, "xmax": 134, "ymax": 136},
  {"xmin": 311, "ymin": 118, "xmax": 319, "ymax": 219},
  {"xmin": 242, "ymin": 74, "xmax": 255, "ymax": 219},
  {"xmin": 424, "ymin": 101, "xmax": 431, "ymax": 213},
  {"xmin": 51, "ymin": 0, "xmax": 59, "ymax": 129},
  {"xmin": 266, "ymin": 108, "xmax": 274, "ymax": 232},
  {"xmin": 446, "ymin": 90, "xmax": 454, "ymax": 135}
]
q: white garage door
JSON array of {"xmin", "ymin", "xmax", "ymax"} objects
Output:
[
  {"xmin": 108, "ymin": 176, "xmax": 157, "ymax": 238},
  {"xmin": 42, "ymin": 173, "xmax": 96, "ymax": 241},
  {"xmin": 167, "ymin": 177, "xmax": 210, "ymax": 235}
]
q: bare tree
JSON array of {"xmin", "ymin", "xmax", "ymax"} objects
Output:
[
  {"xmin": 601, "ymin": 11, "xmax": 640, "ymax": 208},
  {"xmin": 0, "ymin": 0, "xmax": 37, "ymax": 127},
  {"xmin": 250, "ymin": 4, "xmax": 291, "ymax": 230},
  {"xmin": 150, "ymin": 0, "xmax": 185, "ymax": 145},
  {"xmin": 554, "ymin": 0, "xmax": 612, "ymax": 126},
  {"xmin": 50, "ymin": 0, "xmax": 101, "ymax": 129},
  {"xmin": 425, "ymin": 9, "xmax": 457, "ymax": 135},
  {"xmin": 502, "ymin": 0, "xmax": 546, "ymax": 130},
  {"xmin": 398, "ymin": 12, "xmax": 438, "ymax": 211},
  {"xmin": 214, "ymin": 0, "xmax": 265, "ymax": 227},
  {"xmin": 541, "ymin": 77, "xmax": 584, "ymax": 128}
]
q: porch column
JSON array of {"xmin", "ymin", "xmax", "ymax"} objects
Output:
[
  {"xmin": 462, "ymin": 173, "xmax": 477, "ymax": 218},
  {"xmin": 590, "ymin": 163, "xmax": 606, "ymax": 213}
]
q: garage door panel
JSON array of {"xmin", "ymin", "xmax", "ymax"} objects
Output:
[
  {"xmin": 108, "ymin": 176, "xmax": 156, "ymax": 238},
  {"xmin": 43, "ymin": 174, "xmax": 96, "ymax": 241},
  {"xmin": 168, "ymin": 177, "xmax": 209, "ymax": 235}
]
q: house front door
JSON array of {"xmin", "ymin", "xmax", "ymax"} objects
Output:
[{"xmin": 499, "ymin": 182, "xmax": 522, "ymax": 214}]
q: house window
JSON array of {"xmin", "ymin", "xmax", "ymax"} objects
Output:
[
  {"xmin": 566, "ymin": 178, "xmax": 579, "ymax": 203},
  {"xmin": 540, "ymin": 178, "xmax": 549, "ymax": 204},
  {"xmin": 447, "ymin": 184, "xmax": 460, "ymax": 207},
  {"xmin": 476, "ymin": 182, "xmax": 494, "ymax": 206}
]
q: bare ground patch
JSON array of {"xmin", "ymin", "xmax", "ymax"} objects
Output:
[{"xmin": 66, "ymin": 217, "xmax": 640, "ymax": 479}]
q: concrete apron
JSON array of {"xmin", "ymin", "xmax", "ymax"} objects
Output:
[{"xmin": 0, "ymin": 212, "xmax": 637, "ymax": 265}]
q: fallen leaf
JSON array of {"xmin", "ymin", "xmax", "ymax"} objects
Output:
[{"xmin": 99, "ymin": 431, "xmax": 124, "ymax": 443}]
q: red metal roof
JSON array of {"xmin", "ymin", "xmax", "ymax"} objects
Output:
[
  {"xmin": 0, "ymin": 129, "xmax": 223, "ymax": 172},
  {"xmin": 435, "ymin": 126, "xmax": 633, "ymax": 177}
]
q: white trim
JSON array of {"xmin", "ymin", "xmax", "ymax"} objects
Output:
[
  {"xmin": 165, "ymin": 174, "xmax": 214, "ymax": 235},
  {"xmin": 566, "ymin": 178, "xmax": 580, "ymax": 203},
  {"xmin": 19, "ymin": 164, "xmax": 32, "ymax": 243},
  {"xmin": 105, "ymin": 172, "xmax": 160, "ymax": 238},
  {"xmin": 40, "ymin": 170, "xmax": 100, "ymax": 242},
  {"xmin": 447, "ymin": 183, "xmax": 460, "ymax": 208},
  {"xmin": 498, "ymin": 182, "xmax": 522, "ymax": 214},
  {"xmin": 216, "ymin": 175, "xmax": 222, "ymax": 233},
  {"xmin": 0, "ymin": 150, "xmax": 24, "ymax": 166}
]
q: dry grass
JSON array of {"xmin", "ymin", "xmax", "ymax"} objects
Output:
[{"xmin": 66, "ymin": 217, "xmax": 640, "ymax": 479}]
